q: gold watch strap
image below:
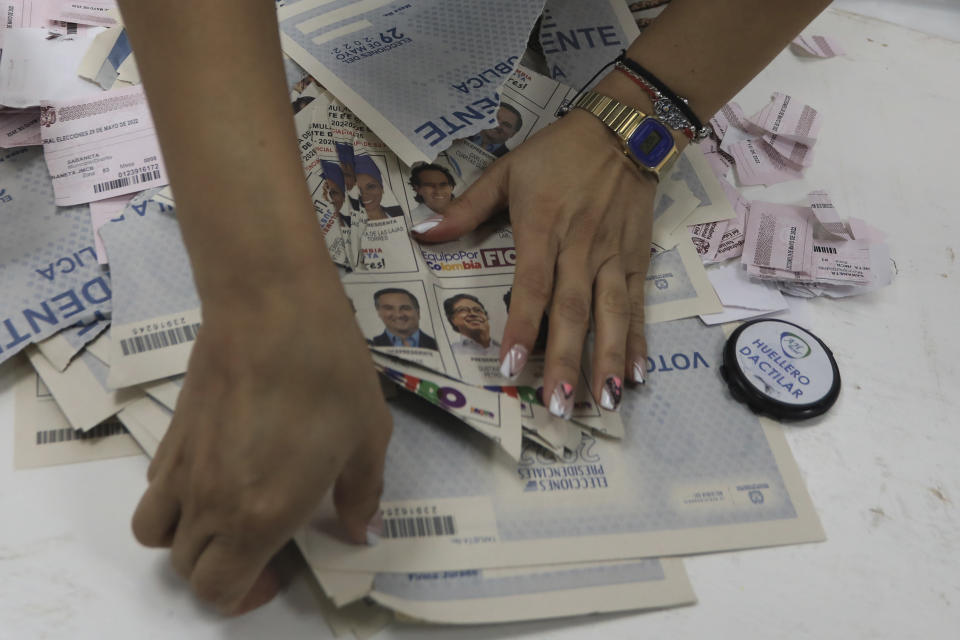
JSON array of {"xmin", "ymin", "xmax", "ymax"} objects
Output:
[
  {"xmin": 573, "ymin": 90, "xmax": 648, "ymax": 143},
  {"xmin": 572, "ymin": 89, "xmax": 678, "ymax": 178}
]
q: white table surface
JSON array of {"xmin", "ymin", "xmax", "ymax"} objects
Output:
[{"xmin": 2, "ymin": 6, "xmax": 959, "ymax": 640}]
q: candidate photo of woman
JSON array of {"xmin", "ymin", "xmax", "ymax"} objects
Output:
[
  {"xmin": 320, "ymin": 160, "xmax": 348, "ymax": 227},
  {"xmin": 354, "ymin": 154, "xmax": 405, "ymax": 221}
]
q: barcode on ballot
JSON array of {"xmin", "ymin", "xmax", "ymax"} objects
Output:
[
  {"xmin": 813, "ymin": 245, "xmax": 838, "ymax": 254},
  {"xmin": 383, "ymin": 514, "xmax": 456, "ymax": 539},
  {"xmin": 121, "ymin": 322, "xmax": 201, "ymax": 356},
  {"xmin": 93, "ymin": 169, "xmax": 162, "ymax": 194},
  {"xmin": 36, "ymin": 419, "xmax": 127, "ymax": 445}
]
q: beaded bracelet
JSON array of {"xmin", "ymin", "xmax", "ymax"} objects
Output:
[{"xmin": 614, "ymin": 54, "xmax": 712, "ymax": 142}]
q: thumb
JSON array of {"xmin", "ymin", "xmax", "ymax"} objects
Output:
[
  {"xmin": 332, "ymin": 439, "xmax": 388, "ymax": 545},
  {"xmin": 410, "ymin": 159, "xmax": 509, "ymax": 243}
]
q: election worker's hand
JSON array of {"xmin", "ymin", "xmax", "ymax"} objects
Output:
[
  {"xmin": 131, "ymin": 275, "xmax": 391, "ymax": 615},
  {"xmin": 415, "ymin": 73, "xmax": 682, "ymax": 417}
]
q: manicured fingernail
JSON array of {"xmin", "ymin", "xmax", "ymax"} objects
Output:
[
  {"xmin": 548, "ymin": 382, "xmax": 575, "ymax": 420},
  {"xmin": 410, "ymin": 217, "xmax": 443, "ymax": 234},
  {"xmin": 499, "ymin": 344, "xmax": 529, "ymax": 379},
  {"xmin": 600, "ymin": 376, "xmax": 622, "ymax": 411},
  {"xmin": 366, "ymin": 511, "xmax": 384, "ymax": 546},
  {"xmin": 632, "ymin": 360, "xmax": 646, "ymax": 385}
]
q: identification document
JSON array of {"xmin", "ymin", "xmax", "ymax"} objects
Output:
[
  {"xmin": 297, "ymin": 319, "xmax": 824, "ymax": 573},
  {"xmin": 40, "ymin": 85, "xmax": 167, "ymax": 206}
]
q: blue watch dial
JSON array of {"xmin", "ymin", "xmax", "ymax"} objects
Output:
[{"xmin": 626, "ymin": 118, "xmax": 674, "ymax": 168}]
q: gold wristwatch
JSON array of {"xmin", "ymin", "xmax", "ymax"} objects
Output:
[{"xmin": 571, "ymin": 90, "xmax": 679, "ymax": 180}]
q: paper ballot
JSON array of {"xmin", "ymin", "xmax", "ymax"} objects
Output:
[
  {"xmin": 297, "ymin": 319, "xmax": 824, "ymax": 574},
  {"xmin": 0, "ymin": 147, "xmax": 112, "ymax": 367},
  {"xmin": 277, "ymin": 0, "xmax": 544, "ymax": 165}
]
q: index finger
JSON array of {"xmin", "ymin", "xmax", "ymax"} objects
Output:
[{"xmin": 411, "ymin": 159, "xmax": 508, "ymax": 242}]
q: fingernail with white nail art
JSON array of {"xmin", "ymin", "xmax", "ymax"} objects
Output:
[
  {"xmin": 410, "ymin": 217, "xmax": 444, "ymax": 234},
  {"xmin": 600, "ymin": 375, "xmax": 622, "ymax": 411},
  {"xmin": 632, "ymin": 360, "xmax": 646, "ymax": 385},
  {"xmin": 499, "ymin": 344, "xmax": 529, "ymax": 379},
  {"xmin": 366, "ymin": 511, "xmax": 384, "ymax": 546},
  {"xmin": 549, "ymin": 382, "xmax": 575, "ymax": 420}
]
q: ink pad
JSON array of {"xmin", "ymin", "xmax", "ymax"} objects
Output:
[{"xmin": 720, "ymin": 319, "xmax": 840, "ymax": 420}]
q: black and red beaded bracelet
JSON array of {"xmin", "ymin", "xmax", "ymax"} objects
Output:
[{"xmin": 614, "ymin": 52, "xmax": 712, "ymax": 142}]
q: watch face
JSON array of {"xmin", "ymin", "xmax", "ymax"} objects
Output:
[{"xmin": 626, "ymin": 118, "xmax": 675, "ymax": 168}]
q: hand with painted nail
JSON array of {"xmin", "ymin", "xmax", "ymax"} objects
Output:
[
  {"xmin": 414, "ymin": 86, "xmax": 672, "ymax": 418},
  {"xmin": 131, "ymin": 281, "xmax": 392, "ymax": 615}
]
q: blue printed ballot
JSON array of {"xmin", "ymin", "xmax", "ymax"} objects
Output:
[
  {"xmin": 277, "ymin": 0, "xmax": 545, "ymax": 165},
  {"xmin": 98, "ymin": 191, "xmax": 201, "ymax": 388},
  {"xmin": 0, "ymin": 147, "xmax": 112, "ymax": 366},
  {"xmin": 539, "ymin": 0, "xmax": 640, "ymax": 88},
  {"xmin": 362, "ymin": 557, "xmax": 695, "ymax": 623},
  {"xmin": 297, "ymin": 319, "xmax": 824, "ymax": 573}
]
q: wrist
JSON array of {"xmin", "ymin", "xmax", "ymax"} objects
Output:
[
  {"xmin": 592, "ymin": 71, "xmax": 690, "ymax": 154},
  {"xmin": 197, "ymin": 255, "xmax": 351, "ymax": 345},
  {"xmin": 188, "ymin": 208, "xmax": 339, "ymax": 317}
]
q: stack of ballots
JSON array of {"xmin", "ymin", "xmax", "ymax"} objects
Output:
[{"xmin": 0, "ymin": 0, "xmax": 852, "ymax": 635}]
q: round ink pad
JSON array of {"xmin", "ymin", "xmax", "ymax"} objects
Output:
[{"xmin": 720, "ymin": 318, "xmax": 841, "ymax": 420}]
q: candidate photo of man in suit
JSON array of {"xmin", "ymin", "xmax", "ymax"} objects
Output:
[
  {"xmin": 465, "ymin": 102, "xmax": 523, "ymax": 158},
  {"xmin": 371, "ymin": 288, "xmax": 439, "ymax": 350}
]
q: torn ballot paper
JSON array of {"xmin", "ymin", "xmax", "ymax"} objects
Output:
[
  {"xmin": 34, "ymin": 312, "xmax": 108, "ymax": 371},
  {"xmin": 739, "ymin": 193, "xmax": 891, "ymax": 295},
  {"xmin": 277, "ymin": 0, "xmax": 544, "ymax": 165},
  {"xmin": 77, "ymin": 24, "xmax": 132, "ymax": 89},
  {"xmin": 710, "ymin": 94, "xmax": 822, "ymax": 187},
  {"xmin": 342, "ymin": 558, "xmax": 695, "ymax": 624},
  {"xmin": 46, "ymin": 1, "xmax": 118, "ymax": 27},
  {"xmin": 13, "ymin": 363, "xmax": 140, "ymax": 470},
  {"xmin": 98, "ymin": 191, "xmax": 200, "ymax": 388},
  {"xmin": 0, "ymin": 147, "xmax": 112, "ymax": 367},
  {"xmin": 372, "ymin": 351, "xmax": 524, "ymax": 461},
  {"xmin": 699, "ymin": 260, "xmax": 788, "ymax": 325},
  {"xmin": 0, "ymin": 27, "xmax": 104, "ymax": 108},
  {"xmin": 791, "ymin": 34, "xmax": 845, "ymax": 58},
  {"xmin": 296, "ymin": 319, "xmax": 824, "ymax": 575},
  {"xmin": 538, "ymin": 0, "xmax": 639, "ymax": 87},
  {"xmin": 26, "ymin": 340, "xmax": 142, "ymax": 431},
  {"xmin": 0, "ymin": 107, "xmax": 40, "ymax": 148}
]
